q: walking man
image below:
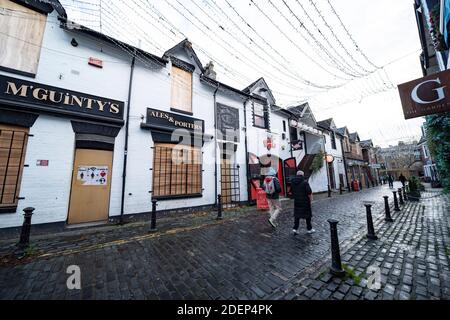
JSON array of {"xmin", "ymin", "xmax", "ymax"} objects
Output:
[
  {"xmin": 291, "ymin": 170, "xmax": 315, "ymax": 235},
  {"xmin": 399, "ymin": 173, "xmax": 407, "ymax": 187},
  {"xmin": 388, "ymin": 174, "xmax": 394, "ymax": 189},
  {"xmin": 262, "ymin": 167, "xmax": 282, "ymax": 228}
]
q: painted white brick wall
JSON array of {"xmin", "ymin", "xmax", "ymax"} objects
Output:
[{"xmin": 0, "ymin": 115, "xmax": 75, "ymax": 228}]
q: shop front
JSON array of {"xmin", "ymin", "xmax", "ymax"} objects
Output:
[
  {"xmin": 0, "ymin": 74, "xmax": 124, "ymax": 226},
  {"xmin": 140, "ymin": 108, "xmax": 210, "ymax": 202}
]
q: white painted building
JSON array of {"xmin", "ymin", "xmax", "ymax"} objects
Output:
[
  {"xmin": 0, "ymin": 0, "xmax": 250, "ymax": 229},
  {"xmin": 0, "ymin": 0, "xmax": 344, "ymax": 231}
]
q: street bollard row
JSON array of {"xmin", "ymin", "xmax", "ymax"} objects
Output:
[{"xmin": 327, "ymin": 189, "xmax": 411, "ymax": 277}]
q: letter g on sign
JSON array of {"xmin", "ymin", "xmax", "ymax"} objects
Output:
[{"xmin": 411, "ymin": 78, "xmax": 446, "ymax": 104}]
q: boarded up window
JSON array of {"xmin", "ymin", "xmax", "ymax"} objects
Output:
[
  {"xmin": 171, "ymin": 66, "xmax": 192, "ymax": 113},
  {"xmin": 0, "ymin": 124, "xmax": 29, "ymax": 210},
  {"xmin": 152, "ymin": 143, "xmax": 202, "ymax": 198},
  {"xmin": 0, "ymin": 0, "xmax": 46, "ymax": 76}
]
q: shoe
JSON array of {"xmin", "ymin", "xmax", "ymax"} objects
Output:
[
  {"xmin": 307, "ymin": 229, "xmax": 316, "ymax": 234},
  {"xmin": 268, "ymin": 219, "xmax": 276, "ymax": 229},
  {"xmin": 292, "ymin": 229, "xmax": 299, "ymax": 236}
]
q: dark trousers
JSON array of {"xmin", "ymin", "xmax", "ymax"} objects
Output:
[{"xmin": 294, "ymin": 217, "xmax": 312, "ymax": 231}]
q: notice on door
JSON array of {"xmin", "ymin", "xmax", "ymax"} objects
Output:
[{"xmin": 77, "ymin": 166, "xmax": 108, "ymax": 185}]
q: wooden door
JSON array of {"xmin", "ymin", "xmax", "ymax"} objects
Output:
[{"xmin": 68, "ymin": 149, "xmax": 113, "ymax": 224}]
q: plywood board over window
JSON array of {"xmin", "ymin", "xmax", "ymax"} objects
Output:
[
  {"xmin": 171, "ymin": 66, "xmax": 193, "ymax": 114},
  {"xmin": 152, "ymin": 143, "xmax": 202, "ymax": 199},
  {"xmin": 0, "ymin": 0, "xmax": 46, "ymax": 77},
  {"xmin": 0, "ymin": 124, "xmax": 29, "ymax": 211}
]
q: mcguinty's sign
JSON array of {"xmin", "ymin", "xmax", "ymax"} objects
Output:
[
  {"xmin": 0, "ymin": 75, "xmax": 124, "ymax": 121},
  {"xmin": 398, "ymin": 69, "xmax": 450, "ymax": 119}
]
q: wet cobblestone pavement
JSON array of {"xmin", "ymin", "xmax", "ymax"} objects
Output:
[{"xmin": 0, "ymin": 183, "xmax": 448, "ymax": 300}]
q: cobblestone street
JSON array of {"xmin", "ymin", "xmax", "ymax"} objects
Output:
[{"xmin": 0, "ymin": 183, "xmax": 448, "ymax": 300}]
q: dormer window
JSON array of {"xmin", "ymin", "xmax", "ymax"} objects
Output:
[{"xmin": 171, "ymin": 65, "xmax": 193, "ymax": 114}]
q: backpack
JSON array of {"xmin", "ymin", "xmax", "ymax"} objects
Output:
[
  {"xmin": 264, "ymin": 177, "xmax": 281, "ymax": 195},
  {"xmin": 264, "ymin": 177, "xmax": 276, "ymax": 195}
]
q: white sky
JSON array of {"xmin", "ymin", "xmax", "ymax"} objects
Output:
[{"xmin": 62, "ymin": 0, "xmax": 425, "ymax": 147}]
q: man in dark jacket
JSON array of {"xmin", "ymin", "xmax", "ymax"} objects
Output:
[
  {"xmin": 291, "ymin": 170, "xmax": 315, "ymax": 235},
  {"xmin": 399, "ymin": 174, "xmax": 407, "ymax": 187}
]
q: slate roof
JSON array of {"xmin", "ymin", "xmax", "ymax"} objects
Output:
[
  {"xmin": 317, "ymin": 118, "xmax": 333, "ymax": 130},
  {"xmin": 349, "ymin": 132, "xmax": 360, "ymax": 142},
  {"xmin": 163, "ymin": 39, "xmax": 205, "ymax": 73}
]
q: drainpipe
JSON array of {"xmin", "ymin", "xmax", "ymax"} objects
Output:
[
  {"xmin": 119, "ymin": 53, "xmax": 135, "ymax": 224},
  {"xmin": 243, "ymin": 97, "xmax": 251, "ymax": 204},
  {"xmin": 213, "ymin": 84, "xmax": 219, "ymax": 206},
  {"xmin": 322, "ymin": 134, "xmax": 331, "ymax": 196},
  {"xmin": 340, "ymin": 137, "xmax": 350, "ymax": 190}
]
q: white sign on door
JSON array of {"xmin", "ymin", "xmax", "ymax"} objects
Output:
[{"xmin": 77, "ymin": 166, "xmax": 108, "ymax": 185}]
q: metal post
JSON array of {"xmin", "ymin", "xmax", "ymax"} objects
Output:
[
  {"xmin": 339, "ymin": 184, "xmax": 343, "ymax": 195},
  {"xmin": 328, "ymin": 185, "xmax": 332, "ymax": 198},
  {"xmin": 365, "ymin": 204, "xmax": 378, "ymax": 240},
  {"xmin": 327, "ymin": 219, "xmax": 346, "ymax": 277},
  {"xmin": 19, "ymin": 207, "xmax": 35, "ymax": 248},
  {"xmin": 150, "ymin": 200, "xmax": 157, "ymax": 232},
  {"xmin": 383, "ymin": 196, "xmax": 393, "ymax": 222},
  {"xmin": 393, "ymin": 191, "xmax": 400, "ymax": 211},
  {"xmin": 217, "ymin": 194, "xmax": 223, "ymax": 220},
  {"xmin": 403, "ymin": 186, "xmax": 408, "ymax": 201},
  {"xmin": 398, "ymin": 188, "xmax": 404, "ymax": 205}
]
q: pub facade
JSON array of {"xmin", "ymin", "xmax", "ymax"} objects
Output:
[{"xmin": 0, "ymin": 0, "xmax": 251, "ymax": 229}]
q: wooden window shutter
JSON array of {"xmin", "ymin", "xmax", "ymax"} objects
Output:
[
  {"xmin": 171, "ymin": 66, "xmax": 192, "ymax": 113},
  {"xmin": 0, "ymin": 124, "xmax": 29, "ymax": 209},
  {"xmin": 0, "ymin": 0, "xmax": 47, "ymax": 76}
]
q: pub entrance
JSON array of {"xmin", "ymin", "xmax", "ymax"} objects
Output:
[{"xmin": 67, "ymin": 148, "xmax": 113, "ymax": 225}]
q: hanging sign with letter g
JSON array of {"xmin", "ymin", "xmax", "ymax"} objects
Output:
[{"xmin": 398, "ymin": 68, "xmax": 450, "ymax": 119}]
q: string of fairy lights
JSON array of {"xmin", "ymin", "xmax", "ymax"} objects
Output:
[{"xmin": 22, "ymin": 0, "xmax": 422, "ymax": 144}]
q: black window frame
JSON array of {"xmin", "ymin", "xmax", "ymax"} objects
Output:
[
  {"xmin": 331, "ymin": 131, "xmax": 337, "ymax": 150},
  {"xmin": 252, "ymin": 102, "xmax": 269, "ymax": 129}
]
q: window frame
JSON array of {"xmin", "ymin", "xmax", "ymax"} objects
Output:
[
  {"xmin": 331, "ymin": 132, "xmax": 337, "ymax": 150},
  {"xmin": 0, "ymin": 124, "xmax": 29, "ymax": 213},
  {"xmin": 152, "ymin": 143, "xmax": 203, "ymax": 200},
  {"xmin": 252, "ymin": 102, "xmax": 269, "ymax": 129}
]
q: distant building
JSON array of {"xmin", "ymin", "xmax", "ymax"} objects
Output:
[{"xmin": 376, "ymin": 141, "xmax": 423, "ymax": 179}]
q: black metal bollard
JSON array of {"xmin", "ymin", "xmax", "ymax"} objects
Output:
[
  {"xmin": 347, "ymin": 183, "xmax": 351, "ymax": 192},
  {"xmin": 402, "ymin": 186, "xmax": 408, "ymax": 201},
  {"xmin": 328, "ymin": 185, "xmax": 332, "ymax": 198},
  {"xmin": 339, "ymin": 184, "xmax": 343, "ymax": 195},
  {"xmin": 19, "ymin": 207, "xmax": 35, "ymax": 248},
  {"xmin": 383, "ymin": 196, "xmax": 393, "ymax": 222},
  {"xmin": 398, "ymin": 188, "xmax": 404, "ymax": 205},
  {"xmin": 365, "ymin": 204, "xmax": 378, "ymax": 240},
  {"xmin": 217, "ymin": 194, "xmax": 223, "ymax": 220},
  {"xmin": 393, "ymin": 191, "xmax": 400, "ymax": 211},
  {"xmin": 150, "ymin": 200, "xmax": 157, "ymax": 232},
  {"xmin": 327, "ymin": 219, "xmax": 346, "ymax": 277}
]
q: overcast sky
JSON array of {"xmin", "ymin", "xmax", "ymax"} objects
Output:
[{"xmin": 62, "ymin": 0, "xmax": 425, "ymax": 147}]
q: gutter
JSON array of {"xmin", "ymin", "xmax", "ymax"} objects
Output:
[
  {"xmin": 213, "ymin": 84, "xmax": 220, "ymax": 206},
  {"xmin": 243, "ymin": 97, "xmax": 251, "ymax": 204},
  {"xmin": 119, "ymin": 53, "xmax": 135, "ymax": 224}
]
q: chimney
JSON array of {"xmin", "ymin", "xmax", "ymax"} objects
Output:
[{"xmin": 204, "ymin": 61, "xmax": 217, "ymax": 80}]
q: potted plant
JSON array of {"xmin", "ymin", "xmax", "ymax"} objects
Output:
[{"xmin": 407, "ymin": 176, "xmax": 422, "ymax": 201}]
